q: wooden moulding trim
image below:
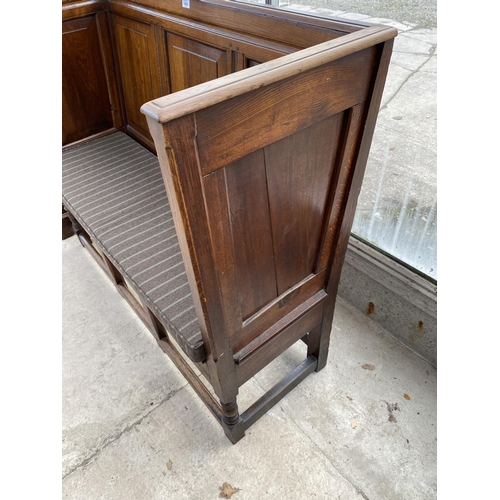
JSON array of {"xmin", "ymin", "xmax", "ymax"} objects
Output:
[
  {"xmin": 109, "ymin": 0, "xmax": 298, "ymax": 57},
  {"xmin": 140, "ymin": 25, "xmax": 397, "ymax": 123},
  {"xmin": 235, "ymin": 300, "xmax": 323, "ymax": 385},
  {"xmin": 62, "ymin": 0, "xmax": 105, "ymax": 8},
  {"xmin": 62, "ymin": 0, "xmax": 107, "ymax": 19},
  {"xmin": 126, "ymin": 0, "xmax": 366, "ymax": 37},
  {"xmin": 202, "ymin": 0, "xmax": 367, "ymax": 31},
  {"xmin": 235, "ymin": 271, "xmax": 327, "ymax": 348},
  {"xmin": 234, "ymin": 290, "xmax": 327, "ymax": 365}
]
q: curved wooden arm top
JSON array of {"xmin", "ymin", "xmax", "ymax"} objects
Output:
[{"xmin": 141, "ymin": 24, "xmax": 397, "ymax": 123}]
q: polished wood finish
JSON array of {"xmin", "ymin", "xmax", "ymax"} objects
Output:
[
  {"xmin": 62, "ymin": 15, "xmax": 114, "ymax": 144},
  {"xmin": 62, "ymin": 0, "xmax": 107, "ymax": 21},
  {"xmin": 143, "ymin": 23, "xmax": 396, "ymax": 441},
  {"xmin": 125, "ymin": 0, "xmax": 362, "ymax": 44},
  {"xmin": 193, "ymin": 50, "xmax": 373, "ymax": 173},
  {"xmin": 63, "ymin": 0, "xmax": 388, "ymax": 150},
  {"xmin": 62, "ymin": 0, "xmax": 397, "ymax": 443},
  {"xmin": 224, "ymin": 150, "xmax": 278, "ymax": 320},
  {"xmin": 166, "ymin": 33, "xmax": 230, "ymax": 92},
  {"xmin": 109, "ymin": 0, "xmax": 295, "ymax": 63},
  {"xmin": 264, "ymin": 116, "xmax": 342, "ymax": 294},
  {"xmin": 62, "ymin": 2, "xmax": 123, "ymax": 145},
  {"xmin": 111, "ymin": 13, "xmax": 162, "ymax": 148}
]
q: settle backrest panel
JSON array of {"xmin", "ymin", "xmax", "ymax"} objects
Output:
[
  {"xmin": 62, "ymin": 3, "xmax": 123, "ymax": 144},
  {"xmin": 62, "ymin": 0, "xmax": 370, "ymax": 148}
]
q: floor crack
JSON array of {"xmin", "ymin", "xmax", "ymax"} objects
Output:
[
  {"xmin": 62, "ymin": 384, "xmax": 186, "ymax": 480},
  {"xmin": 380, "ymin": 43, "xmax": 436, "ymax": 112}
]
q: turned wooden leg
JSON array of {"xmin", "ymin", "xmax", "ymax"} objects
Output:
[
  {"xmin": 221, "ymin": 399, "xmax": 240, "ymax": 426},
  {"xmin": 220, "ymin": 398, "xmax": 245, "ymax": 443}
]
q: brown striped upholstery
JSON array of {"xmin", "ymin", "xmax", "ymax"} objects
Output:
[{"xmin": 62, "ymin": 132, "xmax": 205, "ymax": 362}]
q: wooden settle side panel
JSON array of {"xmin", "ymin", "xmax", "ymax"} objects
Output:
[
  {"xmin": 200, "ymin": 113, "xmax": 348, "ymax": 354},
  {"xmin": 146, "ymin": 43, "xmax": 383, "ymax": 358},
  {"xmin": 142, "ymin": 25, "xmax": 398, "ymax": 377},
  {"xmin": 220, "ymin": 115, "xmax": 344, "ymax": 323}
]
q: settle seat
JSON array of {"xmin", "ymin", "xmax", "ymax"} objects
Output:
[
  {"xmin": 62, "ymin": 132, "xmax": 204, "ymax": 361},
  {"xmin": 62, "ymin": 0, "xmax": 396, "ymax": 443}
]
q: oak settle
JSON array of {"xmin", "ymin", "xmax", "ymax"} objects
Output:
[{"xmin": 62, "ymin": 0, "xmax": 396, "ymax": 442}]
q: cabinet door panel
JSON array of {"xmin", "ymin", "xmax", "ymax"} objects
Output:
[
  {"xmin": 113, "ymin": 14, "xmax": 162, "ymax": 145},
  {"xmin": 167, "ymin": 33, "xmax": 229, "ymax": 93}
]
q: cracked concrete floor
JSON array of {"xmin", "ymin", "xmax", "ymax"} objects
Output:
[{"xmin": 62, "ymin": 235, "xmax": 437, "ymax": 499}]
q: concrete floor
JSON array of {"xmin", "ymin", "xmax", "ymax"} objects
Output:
[{"xmin": 62, "ymin": 235, "xmax": 437, "ymax": 499}]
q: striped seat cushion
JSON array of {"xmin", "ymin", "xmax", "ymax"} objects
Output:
[{"xmin": 62, "ymin": 132, "xmax": 205, "ymax": 362}]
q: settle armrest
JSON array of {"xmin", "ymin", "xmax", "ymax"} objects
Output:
[{"xmin": 141, "ymin": 25, "xmax": 397, "ymax": 123}]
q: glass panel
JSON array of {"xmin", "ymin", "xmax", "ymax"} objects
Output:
[{"xmin": 233, "ymin": 0, "xmax": 437, "ymax": 280}]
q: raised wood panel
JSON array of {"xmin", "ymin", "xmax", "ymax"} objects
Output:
[
  {"xmin": 166, "ymin": 33, "xmax": 230, "ymax": 93},
  {"xmin": 224, "ymin": 150, "xmax": 278, "ymax": 320},
  {"xmin": 220, "ymin": 115, "xmax": 344, "ymax": 318},
  {"xmin": 199, "ymin": 124, "xmax": 345, "ymax": 351},
  {"xmin": 110, "ymin": 0, "xmax": 295, "ymax": 66},
  {"xmin": 62, "ymin": 15, "xmax": 113, "ymax": 145},
  {"xmin": 112, "ymin": 14, "xmax": 162, "ymax": 144},
  {"xmin": 315, "ymin": 105, "xmax": 365, "ymax": 274},
  {"xmin": 198, "ymin": 109, "xmax": 363, "ymax": 352},
  {"xmin": 264, "ymin": 115, "xmax": 343, "ymax": 294},
  {"xmin": 195, "ymin": 46, "xmax": 376, "ymax": 173}
]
